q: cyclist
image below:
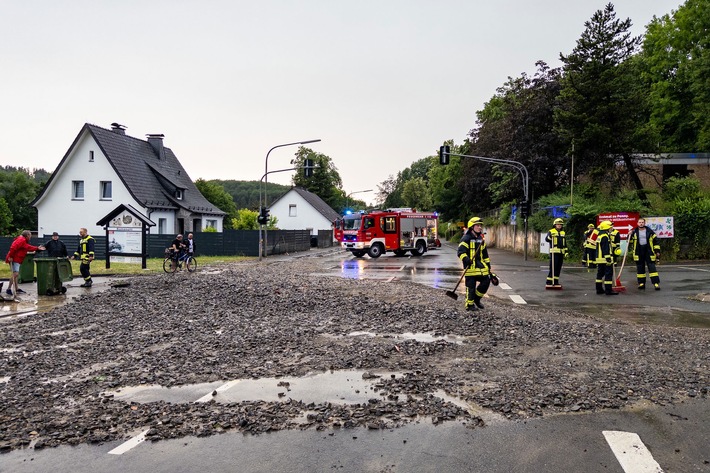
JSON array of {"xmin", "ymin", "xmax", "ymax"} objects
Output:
[{"xmin": 169, "ymin": 234, "xmax": 186, "ymax": 271}]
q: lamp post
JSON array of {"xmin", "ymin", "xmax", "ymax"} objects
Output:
[
  {"xmin": 345, "ymin": 189, "xmax": 373, "ymax": 212},
  {"xmin": 260, "ymin": 139, "xmax": 321, "ymax": 260}
]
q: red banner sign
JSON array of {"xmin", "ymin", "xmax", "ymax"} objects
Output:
[{"xmin": 597, "ymin": 212, "xmax": 640, "ymax": 240}]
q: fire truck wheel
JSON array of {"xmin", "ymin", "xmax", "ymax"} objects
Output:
[
  {"xmin": 351, "ymin": 250, "xmax": 366, "ymax": 258},
  {"xmin": 368, "ymin": 243, "xmax": 384, "ymax": 259},
  {"xmin": 410, "ymin": 240, "xmax": 427, "ymax": 256}
]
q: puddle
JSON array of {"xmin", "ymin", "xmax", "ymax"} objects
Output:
[
  {"xmin": 433, "ymin": 389, "xmax": 506, "ymax": 425},
  {"xmin": 347, "ymin": 331, "xmax": 467, "ymax": 345},
  {"xmin": 576, "ymin": 304, "xmax": 710, "ymax": 328}
]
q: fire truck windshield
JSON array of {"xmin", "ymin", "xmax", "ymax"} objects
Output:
[{"xmin": 343, "ymin": 216, "xmax": 361, "ymax": 230}]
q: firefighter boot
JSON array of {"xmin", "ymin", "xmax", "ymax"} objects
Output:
[
  {"xmin": 596, "ymin": 282, "xmax": 605, "ymax": 295},
  {"xmin": 80, "ymin": 279, "xmax": 93, "ymax": 288},
  {"xmin": 473, "ymin": 296, "xmax": 484, "ymax": 310},
  {"xmin": 465, "ymin": 303, "xmax": 478, "ymax": 312}
]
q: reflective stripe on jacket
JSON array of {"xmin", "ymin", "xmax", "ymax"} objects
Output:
[
  {"xmin": 74, "ymin": 235, "xmax": 95, "ymax": 262},
  {"xmin": 545, "ymin": 228, "xmax": 567, "ymax": 253},
  {"xmin": 628, "ymin": 227, "xmax": 659, "ymax": 262},
  {"xmin": 457, "ymin": 231, "xmax": 491, "ymax": 277},
  {"xmin": 595, "ymin": 232, "xmax": 612, "ymax": 264}
]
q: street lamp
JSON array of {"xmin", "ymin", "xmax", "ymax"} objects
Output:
[
  {"xmin": 260, "ymin": 139, "xmax": 321, "ymax": 260},
  {"xmin": 345, "ymin": 189, "xmax": 373, "ymax": 212}
]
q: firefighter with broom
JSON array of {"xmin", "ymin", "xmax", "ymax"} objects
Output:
[
  {"xmin": 457, "ymin": 217, "xmax": 494, "ymax": 311},
  {"xmin": 545, "ymin": 218, "xmax": 568, "ymax": 289},
  {"xmin": 595, "ymin": 221, "xmax": 618, "ymax": 296}
]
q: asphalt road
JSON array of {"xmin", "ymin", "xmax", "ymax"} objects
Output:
[{"xmin": 1, "ymin": 245, "xmax": 709, "ymax": 472}]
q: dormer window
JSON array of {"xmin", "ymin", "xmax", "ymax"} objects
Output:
[{"xmin": 176, "ymin": 189, "xmax": 184, "ymax": 200}]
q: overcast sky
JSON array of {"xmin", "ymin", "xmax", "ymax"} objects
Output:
[{"xmin": 0, "ymin": 0, "xmax": 682, "ymax": 205}]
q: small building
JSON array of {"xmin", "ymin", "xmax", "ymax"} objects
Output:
[
  {"xmin": 33, "ymin": 123, "xmax": 225, "ymax": 237},
  {"xmin": 269, "ymin": 187, "xmax": 340, "ymax": 237}
]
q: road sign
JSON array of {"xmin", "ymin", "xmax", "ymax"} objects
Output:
[{"xmin": 597, "ymin": 212, "xmax": 640, "ymax": 240}]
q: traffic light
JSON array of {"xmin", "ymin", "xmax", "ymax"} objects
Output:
[
  {"xmin": 304, "ymin": 158, "xmax": 314, "ymax": 177},
  {"xmin": 520, "ymin": 200, "xmax": 531, "ymax": 218},
  {"xmin": 257, "ymin": 207, "xmax": 270, "ymax": 225},
  {"xmin": 439, "ymin": 145, "xmax": 450, "ymax": 165}
]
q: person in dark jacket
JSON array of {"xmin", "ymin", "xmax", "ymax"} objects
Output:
[
  {"xmin": 457, "ymin": 216, "xmax": 492, "ymax": 311},
  {"xmin": 628, "ymin": 217, "xmax": 661, "ymax": 290},
  {"xmin": 70, "ymin": 228, "xmax": 95, "ymax": 287},
  {"xmin": 44, "ymin": 232, "xmax": 68, "ymax": 257}
]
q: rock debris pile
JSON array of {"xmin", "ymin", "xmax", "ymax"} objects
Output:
[{"xmin": 0, "ymin": 258, "xmax": 707, "ymax": 452}]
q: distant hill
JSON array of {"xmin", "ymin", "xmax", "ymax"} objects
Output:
[{"xmin": 208, "ymin": 179, "xmax": 290, "ymax": 210}]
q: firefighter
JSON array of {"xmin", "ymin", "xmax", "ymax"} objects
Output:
[
  {"xmin": 457, "ymin": 216, "xmax": 492, "ymax": 311},
  {"xmin": 609, "ymin": 225, "xmax": 622, "ymax": 265},
  {"xmin": 594, "ymin": 220, "xmax": 618, "ymax": 295},
  {"xmin": 545, "ymin": 218, "xmax": 568, "ymax": 287},
  {"xmin": 71, "ymin": 227, "xmax": 95, "ymax": 287},
  {"xmin": 628, "ymin": 217, "xmax": 661, "ymax": 290},
  {"xmin": 583, "ymin": 223, "xmax": 597, "ymax": 268}
]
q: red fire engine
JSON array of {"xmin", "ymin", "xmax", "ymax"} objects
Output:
[{"xmin": 334, "ymin": 209, "xmax": 441, "ymax": 258}]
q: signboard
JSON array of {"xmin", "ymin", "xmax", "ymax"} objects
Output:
[
  {"xmin": 107, "ymin": 227, "xmax": 142, "ymax": 254},
  {"xmin": 645, "ymin": 216, "xmax": 674, "ymax": 238},
  {"xmin": 597, "ymin": 212, "xmax": 640, "ymax": 240},
  {"xmin": 97, "ymin": 204, "xmax": 155, "ymax": 270}
]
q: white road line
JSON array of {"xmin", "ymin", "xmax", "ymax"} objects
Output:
[
  {"xmin": 108, "ymin": 429, "xmax": 149, "ymax": 455},
  {"xmin": 603, "ymin": 431, "xmax": 664, "ymax": 473},
  {"xmin": 499, "ymin": 283, "xmax": 512, "ymax": 290},
  {"xmin": 109, "ymin": 380, "xmax": 243, "ymax": 455},
  {"xmin": 678, "ymin": 266, "xmax": 710, "ymax": 272},
  {"xmin": 509, "ymin": 295, "xmax": 527, "ymax": 304}
]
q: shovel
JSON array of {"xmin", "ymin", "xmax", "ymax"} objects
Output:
[{"xmin": 445, "ymin": 271, "xmax": 466, "ymax": 300}]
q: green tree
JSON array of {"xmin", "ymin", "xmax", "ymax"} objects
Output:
[
  {"xmin": 556, "ymin": 3, "xmax": 650, "ymax": 202},
  {"xmin": 0, "ymin": 168, "xmax": 41, "ymax": 233},
  {"xmin": 0, "ymin": 198, "xmax": 13, "ymax": 235},
  {"xmin": 401, "ymin": 177, "xmax": 432, "ymax": 210},
  {"xmin": 291, "ymin": 147, "xmax": 344, "ymax": 211},
  {"xmin": 641, "ymin": 0, "xmax": 710, "ymax": 151},
  {"xmin": 232, "ymin": 208, "xmax": 259, "ymax": 230},
  {"xmin": 194, "ymin": 179, "xmax": 238, "ymax": 230},
  {"xmin": 427, "ymin": 141, "xmax": 466, "ymax": 221}
]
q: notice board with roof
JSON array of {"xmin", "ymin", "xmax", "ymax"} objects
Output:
[{"xmin": 97, "ymin": 204, "xmax": 156, "ymax": 269}]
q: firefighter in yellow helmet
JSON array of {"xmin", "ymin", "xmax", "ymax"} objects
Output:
[
  {"xmin": 545, "ymin": 218, "xmax": 568, "ymax": 288},
  {"xmin": 457, "ymin": 216, "xmax": 492, "ymax": 311},
  {"xmin": 583, "ymin": 223, "xmax": 597, "ymax": 268},
  {"xmin": 595, "ymin": 221, "xmax": 618, "ymax": 295}
]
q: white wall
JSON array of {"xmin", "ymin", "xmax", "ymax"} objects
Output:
[
  {"xmin": 36, "ymin": 132, "xmax": 143, "ymax": 237},
  {"xmin": 270, "ymin": 190, "xmax": 331, "ymax": 235}
]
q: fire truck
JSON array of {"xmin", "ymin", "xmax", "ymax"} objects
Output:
[{"xmin": 334, "ymin": 209, "xmax": 441, "ymax": 258}]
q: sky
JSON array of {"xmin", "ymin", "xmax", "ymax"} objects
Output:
[{"xmin": 0, "ymin": 0, "xmax": 683, "ymax": 206}]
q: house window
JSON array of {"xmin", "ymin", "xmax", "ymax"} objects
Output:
[
  {"xmin": 158, "ymin": 218, "xmax": 167, "ymax": 234},
  {"xmin": 176, "ymin": 189, "xmax": 184, "ymax": 200},
  {"xmin": 289, "ymin": 204, "xmax": 297, "ymax": 217},
  {"xmin": 89, "ymin": 151, "xmax": 94, "ymax": 162},
  {"xmin": 72, "ymin": 181, "xmax": 84, "ymax": 200},
  {"xmin": 100, "ymin": 181, "xmax": 112, "ymax": 200},
  {"xmin": 206, "ymin": 219, "xmax": 217, "ymax": 229}
]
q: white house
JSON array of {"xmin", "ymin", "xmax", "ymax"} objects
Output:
[
  {"xmin": 269, "ymin": 187, "xmax": 340, "ymax": 236},
  {"xmin": 33, "ymin": 123, "xmax": 225, "ymax": 237}
]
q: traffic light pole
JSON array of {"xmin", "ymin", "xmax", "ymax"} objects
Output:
[{"xmin": 444, "ymin": 151, "xmax": 531, "ymax": 260}]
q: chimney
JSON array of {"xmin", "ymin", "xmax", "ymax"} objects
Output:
[
  {"xmin": 147, "ymin": 134, "xmax": 166, "ymax": 160},
  {"xmin": 111, "ymin": 123, "xmax": 126, "ymax": 135}
]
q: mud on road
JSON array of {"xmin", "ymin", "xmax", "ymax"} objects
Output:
[{"xmin": 1, "ymin": 257, "xmax": 708, "ymax": 452}]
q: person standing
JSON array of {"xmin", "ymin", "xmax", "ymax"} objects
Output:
[
  {"xmin": 583, "ymin": 224, "xmax": 597, "ymax": 268},
  {"xmin": 71, "ymin": 228, "xmax": 95, "ymax": 287},
  {"xmin": 609, "ymin": 226, "xmax": 621, "ymax": 265},
  {"xmin": 545, "ymin": 218, "xmax": 568, "ymax": 288},
  {"xmin": 5, "ymin": 230, "xmax": 45, "ymax": 296},
  {"xmin": 628, "ymin": 217, "xmax": 661, "ymax": 290},
  {"xmin": 44, "ymin": 232, "xmax": 68, "ymax": 257},
  {"xmin": 594, "ymin": 221, "xmax": 618, "ymax": 296},
  {"xmin": 185, "ymin": 233, "xmax": 196, "ymax": 257},
  {"xmin": 457, "ymin": 216, "xmax": 492, "ymax": 311},
  {"xmin": 169, "ymin": 234, "xmax": 185, "ymax": 271}
]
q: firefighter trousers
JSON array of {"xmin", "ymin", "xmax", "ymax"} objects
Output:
[
  {"xmin": 465, "ymin": 275, "xmax": 490, "ymax": 308},
  {"xmin": 635, "ymin": 246, "xmax": 659, "ymax": 287},
  {"xmin": 546, "ymin": 253, "xmax": 564, "ymax": 286},
  {"xmin": 595, "ymin": 263, "xmax": 614, "ymax": 294}
]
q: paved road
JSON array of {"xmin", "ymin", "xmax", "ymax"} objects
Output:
[{"xmin": 2, "ymin": 246, "xmax": 709, "ymax": 472}]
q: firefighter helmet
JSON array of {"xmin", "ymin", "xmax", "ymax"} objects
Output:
[
  {"xmin": 588, "ymin": 224, "xmax": 595, "ymax": 229},
  {"xmin": 599, "ymin": 220, "xmax": 613, "ymax": 231},
  {"xmin": 553, "ymin": 218, "xmax": 564, "ymax": 225},
  {"xmin": 468, "ymin": 216, "xmax": 483, "ymax": 227}
]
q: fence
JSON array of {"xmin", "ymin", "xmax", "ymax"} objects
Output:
[{"xmin": 0, "ymin": 229, "xmax": 334, "ymax": 260}]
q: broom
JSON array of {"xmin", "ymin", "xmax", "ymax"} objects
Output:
[{"xmin": 612, "ymin": 241, "xmax": 628, "ymax": 292}]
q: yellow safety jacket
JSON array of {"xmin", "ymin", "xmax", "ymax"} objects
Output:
[
  {"xmin": 584, "ymin": 228, "xmax": 598, "ymax": 250},
  {"xmin": 545, "ymin": 228, "xmax": 567, "ymax": 254},
  {"xmin": 457, "ymin": 231, "xmax": 491, "ymax": 277},
  {"xmin": 628, "ymin": 227, "xmax": 660, "ymax": 262},
  {"xmin": 595, "ymin": 231, "xmax": 613, "ymax": 264},
  {"xmin": 74, "ymin": 235, "xmax": 95, "ymax": 263}
]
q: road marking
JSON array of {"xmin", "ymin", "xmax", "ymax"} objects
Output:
[
  {"xmin": 509, "ymin": 295, "xmax": 527, "ymax": 304},
  {"xmin": 678, "ymin": 266, "xmax": 710, "ymax": 272},
  {"xmin": 499, "ymin": 283, "xmax": 512, "ymax": 290},
  {"xmin": 603, "ymin": 430, "xmax": 664, "ymax": 472},
  {"xmin": 108, "ymin": 429, "xmax": 149, "ymax": 455},
  {"xmin": 109, "ymin": 380, "xmax": 243, "ymax": 454}
]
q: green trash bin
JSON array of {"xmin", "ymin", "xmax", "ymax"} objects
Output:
[
  {"xmin": 35, "ymin": 257, "xmax": 71, "ymax": 296},
  {"xmin": 18, "ymin": 252, "xmax": 36, "ymax": 284}
]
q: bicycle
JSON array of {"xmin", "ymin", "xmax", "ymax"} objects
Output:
[{"xmin": 163, "ymin": 250, "xmax": 197, "ymax": 273}]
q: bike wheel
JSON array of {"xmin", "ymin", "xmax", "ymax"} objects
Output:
[
  {"xmin": 163, "ymin": 258, "xmax": 176, "ymax": 273},
  {"xmin": 186, "ymin": 256, "xmax": 197, "ymax": 272}
]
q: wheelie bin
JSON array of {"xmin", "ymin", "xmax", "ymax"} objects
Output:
[
  {"xmin": 35, "ymin": 257, "xmax": 73, "ymax": 296},
  {"xmin": 18, "ymin": 252, "xmax": 36, "ymax": 283}
]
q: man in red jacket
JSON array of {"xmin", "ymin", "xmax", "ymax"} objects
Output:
[{"xmin": 5, "ymin": 230, "xmax": 45, "ymax": 297}]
